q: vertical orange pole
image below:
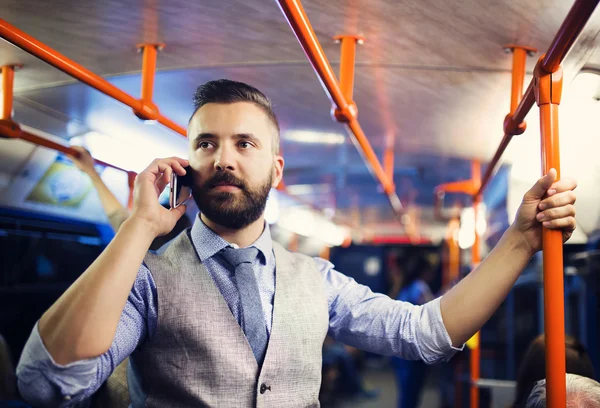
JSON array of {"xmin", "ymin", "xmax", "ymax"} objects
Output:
[
  {"xmin": 508, "ymin": 46, "xmax": 531, "ymax": 113},
  {"xmin": 288, "ymin": 233, "xmax": 299, "ymax": 252},
  {"xmin": 127, "ymin": 171, "xmax": 136, "ymax": 210},
  {"xmin": 384, "ymin": 132, "xmax": 394, "ymax": 181},
  {"xmin": 446, "ymin": 215, "xmax": 462, "ymax": 408},
  {"xmin": 1, "ymin": 65, "xmax": 15, "ymax": 120},
  {"xmin": 339, "ymin": 37, "xmax": 355, "ymax": 101},
  {"xmin": 319, "ymin": 245, "xmax": 331, "ymax": 261},
  {"xmin": 443, "ymin": 213, "xmax": 460, "ymax": 286},
  {"xmin": 140, "ymin": 44, "xmax": 158, "ymax": 104},
  {"xmin": 470, "ymin": 193, "xmax": 481, "ymax": 408},
  {"xmin": 334, "ymin": 35, "xmax": 363, "ymax": 102},
  {"xmin": 534, "ymin": 59, "xmax": 566, "ymax": 408}
]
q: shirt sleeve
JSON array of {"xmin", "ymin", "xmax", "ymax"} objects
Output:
[
  {"xmin": 316, "ymin": 257, "xmax": 463, "ymax": 364},
  {"xmin": 16, "ymin": 264, "xmax": 158, "ymax": 407}
]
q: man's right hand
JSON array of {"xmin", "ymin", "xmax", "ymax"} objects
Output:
[{"xmin": 130, "ymin": 157, "xmax": 190, "ymax": 238}]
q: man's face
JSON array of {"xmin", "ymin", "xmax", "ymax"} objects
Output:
[{"xmin": 187, "ymin": 102, "xmax": 284, "ymax": 229}]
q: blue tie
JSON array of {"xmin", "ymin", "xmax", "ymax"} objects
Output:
[{"xmin": 221, "ymin": 247, "xmax": 268, "ymax": 364}]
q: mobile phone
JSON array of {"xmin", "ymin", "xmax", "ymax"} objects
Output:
[{"xmin": 169, "ymin": 166, "xmax": 193, "ymax": 209}]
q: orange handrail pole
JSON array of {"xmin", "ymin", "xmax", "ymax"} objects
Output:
[
  {"xmin": 444, "ymin": 214, "xmax": 461, "ymax": 284},
  {"xmin": 510, "ymin": 51, "xmax": 527, "ymax": 108},
  {"xmin": 319, "ymin": 245, "xmax": 331, "ymax": 261},
  {"xmin": 127, "ymin": 171, "xmax": 137, "ymax": 210},
  {"xmin": 139, "ymin": 44, "xmax": 161, "ymax": 104},
  {"xmin": 534, "ymin": 56, "xmax": 566, "ymax": 408},
  {"xmin": 478, "ymin": 0, "xmax": 598, "ymax": 196},
  {"xmin": 384, "ymin": 144, "xmax": 394, "ymax": 181},
  {"xmin": 345, "ymin": 119, "xmax": 398, "ymax": 199},
  {"xmin": 288, "ymin": 233, "xmax": 299, "ymax": 252},
  {"xmin": 541, "ymin": 0, "xmax": 600, "ymax": 74},
  {"xmin": 478, "ymin": 132, "xmax": 512, "ymax": 197},
  {"xmin": 0, "ymin": 121, "xmax": 132, "ymax": 175},
  {"xmin": 434, "ymin": 178, "xmax": 479, "ymax": 221},
  {"xmin": 434, "ymin": 160, "xmax": 482, "ymax": 408},
  {"xmin": 156, "ymin": 115, "xmax": 186, "ymax": 136},
  {"xmin": 1, "ymin": 65, "xmax": 16, "ymax": 120},
  {"xmin": 384, "ymin": 130, "xmax": 395, "ymax": 181},
  {"xmin": 436, "ymin": 179, "xmax": 479, "ymax": 196},
  {"xmin": 275, "ymin": 0, "xmax": 348, "ymax": 111},
  {"xmin": 510, "ymin": 81, "xmax": 536, "ymax": 129},
  {"xmin": 478, "ymin": 45, "xmax": 533, "ymax": 196},
  {"xmin": 334, "ymin": 35, "xmax": 364, "ymax": 102},
  {"xmin": 0, "ymin": 18, "xmax": 187, "ymax": 136},
  {"xmin": 471, "ymin": 160, "xmax": 481, "ymax": 187},
  {"xmin": 0, "ymin": 18, "xmax": 139, "ymax": 108},
  {"xmin": 470, "ymin": 193, "xmax": 482, "ymax": 408},
  {"xmin": 276, "ymin": 0, "xmax": 401, "ymax": 213}
]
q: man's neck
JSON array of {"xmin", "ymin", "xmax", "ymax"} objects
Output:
[{"xmin": 200, "ymin": 214, "xmax": 266, "ymax": 248}]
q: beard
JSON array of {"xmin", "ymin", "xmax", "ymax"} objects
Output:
[{"xmin": 193, "ymin": 170, "xmax": 273, "ymax": 230}]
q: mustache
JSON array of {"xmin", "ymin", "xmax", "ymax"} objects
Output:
[{"xmin": 202, "ymin": 171, "xmax": 247, "ymax": 190}]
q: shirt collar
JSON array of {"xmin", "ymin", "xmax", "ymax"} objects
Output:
[{"xmin": 190, "ymin": 214, "xmax": 273, "ymax": 264}]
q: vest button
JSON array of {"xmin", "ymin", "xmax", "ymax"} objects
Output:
[{"xmin": 260, "ymin": 383, "xmax": 271, "ymax": 394}]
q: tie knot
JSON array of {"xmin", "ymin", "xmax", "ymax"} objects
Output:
[{"xmin": 221, "ymin": 246, "xmax": 259, "ymax": 268}]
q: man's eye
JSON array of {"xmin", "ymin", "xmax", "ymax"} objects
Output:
[
  {"xmin": 198, "ymin": 142, "xmax": 211, "ymax": 149},
  {"xmin": 239, "ymin": 141, "xmax": 252, "ymax": 149}
]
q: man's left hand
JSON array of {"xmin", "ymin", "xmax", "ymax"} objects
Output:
[{"xmin": 511, "ymin": 168, "xmax": 577, "ymax": 255}]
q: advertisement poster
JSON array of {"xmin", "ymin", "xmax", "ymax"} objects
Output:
[{"xmin": 25, "ymin": 155, "xmax": 103, "ymax": 208}]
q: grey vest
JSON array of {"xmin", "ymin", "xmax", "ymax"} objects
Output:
[{"xmin": 129, "ymin": 230, "xmax": 329, "ymax": 407}]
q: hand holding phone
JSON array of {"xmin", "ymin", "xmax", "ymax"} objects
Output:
[{"xmin": 170, "ymin": 166, "xmax": 193, "ymax": 209}]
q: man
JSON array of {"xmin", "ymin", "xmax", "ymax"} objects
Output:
[
  {"xmin": 16, "ymin": 79, "xmax": 577, "ymax": 407},
  {"xmin": 526, "ymin": 374, "xmax": 600, "ymax": 407}
]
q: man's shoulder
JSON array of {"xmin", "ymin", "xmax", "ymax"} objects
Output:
[
  {"xmin": 148, "ymin": 228, "xmax": 192, "ymax": 256},
  {"xmin": 271, "ymin": 241, "xmax": 333, "ymax": 275}
]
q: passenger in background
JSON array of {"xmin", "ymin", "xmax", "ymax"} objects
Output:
[
  {"xmin": 67, "ymin": 146, "xmax": 130, "ymax": 233},
  {"xmin": 0, "ymin": 334, "xmax": 30, "ymax": 406},
  {"xmin": 526, "ymin": 373, "xmax": 600, "ymax": 408},
  {"xmin": 67, "ymin": 146, "xmax": 192, "ymax": 251},
  {"xmin": 321, "ymin": 336, "xmax": 378, "ymax": 405},
  {"xmin": 0, "ymin": 333, "xmax": 17, "ymax": 400},
  {"xmin": 390, "ymin": 254, "xmax": 435, "ymax": 408},
  {"xmin": 513, "ymin": 334, "xmax": 596, "ymax": 408}
]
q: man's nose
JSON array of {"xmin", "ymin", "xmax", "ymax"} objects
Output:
[{"xmin": 214, "ymin": 146, "xmax": 236, "ymax": 171}]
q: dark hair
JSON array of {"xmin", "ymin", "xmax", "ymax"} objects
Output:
[
  {"xmin": 190, "ymin": 79, "xmax": 280, "ymax": 153},
  {"xmin": 513, "ymin": 334, "xmax": 596, "ymax": 407}
]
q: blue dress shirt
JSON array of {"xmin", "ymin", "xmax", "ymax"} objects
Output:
[{"xmin": 16, "ymin": 215, "xmax": 460, "ymax": 406}]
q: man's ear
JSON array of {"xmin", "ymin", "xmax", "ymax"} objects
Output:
[{"xmin": 272, "ymin": 155, "xmax": 285, "ymax": 188}]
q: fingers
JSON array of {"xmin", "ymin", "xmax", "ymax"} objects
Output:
[
  {"xmin": 539, "ymin": 190, "xmax": 576, "ymax": 210},
  {"xmin": 155, "ymin": 166, "xmax": 171, "ymax": 193},
  {"xmin": 546, "ymin": 177, "xmax": 577, "ymax": 197},
  {"xmin": 536, "ymin": 204, "xmax": 575, "ymax": 223},
  {"xmin": 139, "ymin": 157, "xmax": 188, "ymax": 182},
  {"xmin": 540, "ymin": 216, "xmax": 576, "ymax": 231},
  {"xmin": 153, "ymin": 157, "xmax": 188, "ymax": 176},
  {"xmin": 171, "ymin": 203, "xmax": 187, "ymax": 219},
  {"xmin": 536, "ymin": 186, "xmax": 576, "ymax": 230},
  {"xmin": 524, "ymin": 168, "xmax": 557, "ymax": 200}
]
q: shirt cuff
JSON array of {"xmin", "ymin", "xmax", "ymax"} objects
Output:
[
  {"xmin": 17, "ymin": 322, "xmax": 100, "ymax": 404},
  {"xmin": 420, "ymin": 297, "xmax": 464, "ymax": 364}
]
